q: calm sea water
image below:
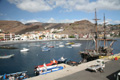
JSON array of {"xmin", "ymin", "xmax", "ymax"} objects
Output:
[{"xmin": 0, "ymin": 39, "xmax": 120, "ymax": 77}]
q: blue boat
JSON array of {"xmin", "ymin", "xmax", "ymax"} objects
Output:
[
  {"xmin": 35, "ymin": 66, "xmax": 63, "ymax": 75},
  {"xmin": 42, "ymin": 47, "xmax": 50, "ymax": 51},
  {"xmin": 0, "ymin": 71, "xmax": 27, "ymax": 80}
]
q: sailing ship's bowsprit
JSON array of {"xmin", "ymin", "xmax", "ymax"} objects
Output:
[{"xmin": 79, "ymin": 9, "xmax": 115, "ymax": 62}]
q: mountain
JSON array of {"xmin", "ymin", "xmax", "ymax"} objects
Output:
[
  {"xmin": 60, "ymin": 20, "xmax": 95, "ymax": 35},
  {"xmin": 0, "ymin": 20, "xmax": 95, "ymax": 35}
]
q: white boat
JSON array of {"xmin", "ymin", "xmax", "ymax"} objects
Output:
[
  {"xmin": 0, "ymin": 54, "xmax": 14, "ymax": 59},
  {"xmin": 20, "ymin": 48, "xmax": 29, "ymax": 52},
  {"xmin": 66, "ymin": 46, "xmax": 72, "ymax": 48},
  {"xmin": 35, "ymin": 63, "xmax": 63, "ymax": 76},
  {"xmin": 71, "ymin": 43, "xmax": 81, "ymax": 47},
  {"xmin": 59, "ymin": 45, "xmax": 64, "ymax": 47},
  {"xmin": 57, "ymin": 57, "xmax": 67, "ymax": 63}
]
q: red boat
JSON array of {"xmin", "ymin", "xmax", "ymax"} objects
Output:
[
  {"xmin": 48, "ymin": 46, "xmax": 54, "ymax": 48},
  {"xmin": 36, "ymin": 59, "xmax": 58, "ymax": 68}
]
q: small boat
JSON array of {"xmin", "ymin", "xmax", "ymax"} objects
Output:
[
  {"xmin": 48, "ymin": 46, "xmax": 54, "ymax": 48},
  {"xmin": 0, "ymin": 54, "xmax": 14, "ymax": 59},
  {"xmin": 67, "ymin": 60, "xmax": 81, "ymax": 66},
  {"xmin": 65, "ymin": 42, "xmax": 74, "ymax": 45},
  {"xmin": 36, "ymin": 63, "xmax": 53, "ymax": 68},
  {"xmin": 20, "ymin": 48, "xmax": 29, "ymax": 52},
  {"xmin": 59, "ymin": 45, "xmax": 64, "ymax": 47},
  {"xmin": 0, "ymin": 71, "xmax": 27, "ymax": 80},
  {"xmin": 0, "ymin": 46, "xmax": 18, "ymax": 49},
  {"xmin": 36, "ymin": 64, "xmax": 57, "ymax": 71},
  {"xmin": 57, "ymin": 57, "xmax": 67, "ymax": 63},
  {"xmin": 35, "ymin": 65, "xmax": 63, "ymax": 76},
  {"xmin": 42, "ymin": 47, "xmax": 50, "ymax": 51},
  {"xmin": 66, "ymin": 46, "xmax": 72, "ymax": 48},
  {"xmin": 71, "ymin": 43, "xmax": 81, "ymax": 47},
  {"xmin": 36, "ymin": 59, "xmax": 58, "ymax": 68}
]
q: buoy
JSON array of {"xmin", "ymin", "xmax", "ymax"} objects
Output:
[{"xmin": 114, "ymin": 57, "xmax": 118, "ymax": 60}]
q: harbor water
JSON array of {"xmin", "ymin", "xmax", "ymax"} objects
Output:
[{"xmin": 0, "ymin": 39, "xmax": 120, "ymax": 77}]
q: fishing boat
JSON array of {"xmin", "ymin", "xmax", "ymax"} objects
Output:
[
  {"xmin": 20, "ymin": 48, "xmax": 29, "ymax": 52},
  {"xmin": 0, "ymin": 46, "xmax": 18, "ymax": 49},
  {"xmin": 0, "ymin": 71, "xmax": 27, "ymax": 80},
  {"xmin": 35, "ymin": 59, "xmax": 57, "ymax": 69},
  {"xmin": 59, "ymin": 45, "xmax": 64, "ymax": 47},
  {"xmin": 66, "ymin": 46, "xmax": 72, "ymax": 48},
  {"xmin": 57, "ymin": 57, "xmax": 67, "ymax": 63},
  {"xmin": 35, "ymin": 65, "xmax": 63, "ymax": 76},
  {"xmin": 0, "ymin": 54, "xmax": 14, "ymax": 59},
  {"xmin": 67, "ymin": 60, "xmax": 81, "ymax": 66},
  {"xmin": 65, "ymin": 42, "xmax": 74, "ymax": 45},
  {"xmin": 42, "ymin": 47, "xmax": 50, "ymax": 51},
  {"xmin": 71, "ymin": 43, "xmax": 81, "ymax": 47},
  {"xmin": 79, "ymin": 9, "xmax": 115, "ymax": 62},
  {"xmin": 48, "ymin": 46, "xmax": 54, "ymax": 48}
]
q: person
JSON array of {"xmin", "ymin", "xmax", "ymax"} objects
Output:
[{"xmin": 64, "ymin": 65, "xmax": 66, "ymax": 68}]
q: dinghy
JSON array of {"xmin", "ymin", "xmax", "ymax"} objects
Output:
[
  {"xmin": 57, "ymin": 57, "xmax": 67, "ymax": 63},
  {"xmin": 0, "ymin": 54, "xmax": 14, "ymax": 59},
  {"xmin": 20, "ymin": 48, "xmax": 29, "ymax": 52}
]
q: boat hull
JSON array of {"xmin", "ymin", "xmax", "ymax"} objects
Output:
[
  {"xmin": 35, "ymin": 66, "xmax": 63, "ymax": 75},
  {"xmin": 0, "ymin": 54, "xmax": 14, "ymax": 59}
]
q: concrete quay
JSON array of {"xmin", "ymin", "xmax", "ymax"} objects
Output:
[
  {"xmin": 27, "ymin": 53, "xmax": 120, "ymax": 80},
  {"xmin": 27, "ymin": 59, "xmax": 109, "ymax": 80},
  {"xmin": 57, "ymin": 59, "xmax": 120, "ymax": 80}
]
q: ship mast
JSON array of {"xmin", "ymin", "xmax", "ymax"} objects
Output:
[
  {"xmin": 103, "ymin": 14, "xmax": 106, "ymax": 47},
  {"xmin": 93, "ymin": 9, "xmax": 100, "ymax": 52}
]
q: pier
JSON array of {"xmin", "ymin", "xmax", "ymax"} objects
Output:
[{"xmin": 27, "ymin": 53, "xmax": 120, "ymax": 80}]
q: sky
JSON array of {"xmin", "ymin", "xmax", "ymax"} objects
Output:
[{"xmin": 0, "ymin": 0, "xmax": 120, "ymax": 24}]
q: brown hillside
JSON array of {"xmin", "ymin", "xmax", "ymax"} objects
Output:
[
  {"xmin": 0, "ymin": 20, "xmax": 95, "ymax": 35},
  {"xmin": 61, "ymin": 20, "xmax": 95, "ymax": 35}
]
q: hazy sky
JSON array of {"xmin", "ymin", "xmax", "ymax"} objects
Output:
[{"xmin": 0, "ymin": 0, "xmax": 120, "ymax": 24}]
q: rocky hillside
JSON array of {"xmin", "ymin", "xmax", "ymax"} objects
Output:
[
  {"xmin": 60, "ymin": 20, "xmax": 95, "ymax": 35},
  {"xmin": 0, "ymin": 20, "xmax": 96, "ymax": 35}
]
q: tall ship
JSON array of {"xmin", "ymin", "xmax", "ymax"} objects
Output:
[{"xmin": 80, "ymin": 9, "xmax": 115, "ymax": 62}]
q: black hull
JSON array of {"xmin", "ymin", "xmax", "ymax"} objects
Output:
[{"xmin": 80, "ymin": 53, "xmax": 99, "ymax": 62}]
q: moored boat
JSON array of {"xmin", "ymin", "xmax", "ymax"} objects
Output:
[
  {"xmin": 35, "ymin": 65, "xmax": 63, "ymax": 76},
  {"xmin": 79, "ymin": 9, "xmax": 115, "ymax": 62},
  {"xmin": 0, "ymin": 54, "xmax": 14, "ymax": 59},
  {"xmin": 57, "ymin": 57, "xmax": 67, "ymax": 64},
  {"xmin": 71, "ymin": 43, "xmax": 81, "ymax": 47},
  {"xmin": 20, "ymin": 48, "xmax": 29, "ymax": 52},
  {"xmin": 42, "ymin": 47, "xmax": 50, "ymax": 51},
  {"xmin": 35, "ymin": 59, "xmax": 58, "ymax": 68},
  {"xmin": 0, "ymin": 71, "xmax": 28, "ymax": 80},
  {"xmin": 59, "ymin": 45, "xmax": 64, "ymax": 47}
]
